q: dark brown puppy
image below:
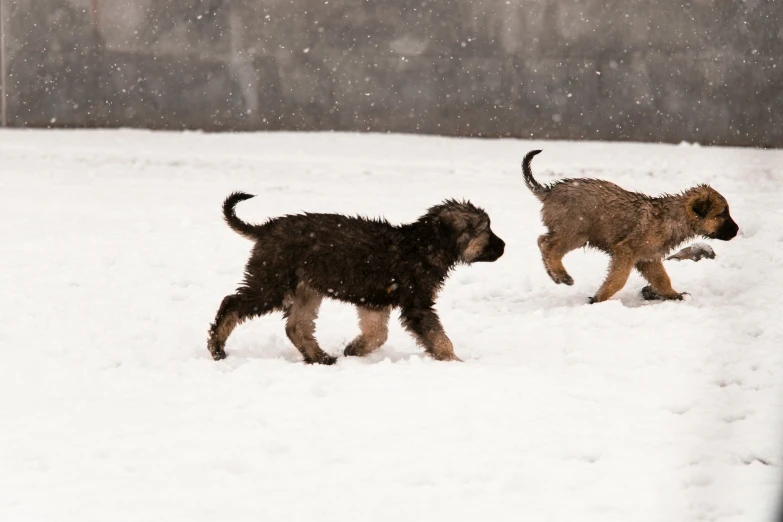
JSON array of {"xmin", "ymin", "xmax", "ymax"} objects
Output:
[
  {"xmin": 207, "ymin": 193, "xmax": 505, "ymax": 364},
  {"xmin": 522, "ymin": 150, "xmax": 738, "ymax": 303}
]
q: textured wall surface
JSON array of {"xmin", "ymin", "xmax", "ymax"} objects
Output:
[{"xmin": 2, "ymin": 0, "xmax": 781, "ymax": 145}]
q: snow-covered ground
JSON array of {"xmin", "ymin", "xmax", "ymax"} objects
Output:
[{"xmin": 1, "ymin": 130, "xmax": 781, "ymax": 522}]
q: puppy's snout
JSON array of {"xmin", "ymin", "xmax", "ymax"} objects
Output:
[
  {"xmin": 720, "ymin": 219, "xmax": 739, "ymax": 240},
  {"xmin": 492, "ymin": 233, "xmax": 506, "ymax": 257},
  {"xmin": 471, "ymin": 230, "xmax": 505, "ymax": 262},
  {"xmin": 482, "ymin": 231, "xmax": 505, "ymax": 261}
]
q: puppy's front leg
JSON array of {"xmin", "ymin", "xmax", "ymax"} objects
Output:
[
  {"xmin": 636, "ymin": 259, "xmax": 687, "ymax": 301},
  {"xmin": 400, "ymin": 306, "xmax": 462, "ymax": 362}
]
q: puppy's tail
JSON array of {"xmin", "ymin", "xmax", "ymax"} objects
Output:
[
  {"xmin": 223, "ymin": 192, "xmax": 259, "ymax": 240},
  {"xmin": 522, "ymin": 149, "xmax": 546, "ymax": 198}
]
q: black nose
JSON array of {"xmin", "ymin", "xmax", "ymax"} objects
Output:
[
  {"xmin": 474, "ymin": 232, "xmax": 505, "ymax": 262},
  {"xmin": 490, "ymin": 233, "xmax": 505, "ymax": 258},
  {"xmin": 719, "ymin": 220, "xmax": 739, "ymax": 241}
]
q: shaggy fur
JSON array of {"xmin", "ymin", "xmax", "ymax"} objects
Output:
[
  {"xmin": 522, "ymin": 150, "xmax": 739, "ymax": 303},
  {"xmin": 207, "ymin": 193, "xmax": 505, "ymax": 363}
]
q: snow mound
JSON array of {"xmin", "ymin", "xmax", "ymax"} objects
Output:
[{"xmin": 667, "ymin": 243, "xmax": 717, "ymax": 262}]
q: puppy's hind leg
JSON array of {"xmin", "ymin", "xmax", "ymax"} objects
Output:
[
  {"xmin": 636, "ymin": 259, "xmax": 686, "ymax": 301},
  {"xmin": 207, "ymin": 291, "xmax": 277, "ymax": 360},
  {"xmin": 538, "ymin": 231, "xmax": 579, "ymax": 286},
  {"xmin": 284, "ymin": 285, "xmax": 335, "ymax": 365},
  {"xmin": 344, "ymin": 307, "xmax": 391, "ymax": 357}
]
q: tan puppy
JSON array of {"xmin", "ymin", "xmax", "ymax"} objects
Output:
[{"xmin": 522, "ymin": 150, "xmax": 739, "ymax": 303}]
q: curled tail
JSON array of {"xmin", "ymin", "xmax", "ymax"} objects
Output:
[
  {"xmin": 222, "ymin": 192, "xmax": 258, "ymax": 239},
  {"xmin": 522, "ymin": 149, "xmax": 546, "ymax": 198}
]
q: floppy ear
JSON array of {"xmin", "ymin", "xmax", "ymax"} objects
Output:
[
  {"xmin": 438, "ymin": 210, "xmax": 469, "ymax": 233},
  {"xmin": 691, "ymin": 196, "xmax": 712, "ymax": 219}
]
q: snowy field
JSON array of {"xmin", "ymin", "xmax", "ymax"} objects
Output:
[{"xmin": 1, "ymin": 130, "xmax": 782, "ymax": 522}]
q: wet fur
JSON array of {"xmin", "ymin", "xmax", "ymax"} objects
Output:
[
  {"xmin": 522, "ymin": 150, "xmax": 739, "ymax": 303},
  {"xmin": 208, "ymin": 193, "xmax": 505, "ymax": 363}
]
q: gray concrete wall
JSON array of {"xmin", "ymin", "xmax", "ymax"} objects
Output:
[{"xmin": 2, "ymin": 0, "xmax": 781, "ymax": 146}]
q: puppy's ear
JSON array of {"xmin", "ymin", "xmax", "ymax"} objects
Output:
[
  {"xmin": 439, "ymin": 209, "xmax": 469, "ymax": 233},
  {"xmin": 691, "ymin": 195, "xmax": 712, "ymax": 219}
]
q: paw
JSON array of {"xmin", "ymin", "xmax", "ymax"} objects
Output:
[
  {"xmin": 431, "ymin": 352, "xmax": 463, "ymax": 362},
  {"xmin": 641, "ymin": 286, "xmax": 688, "ymax": 301},
  {"xmin": 321, "ymin": 355, "xmax": 338, "ymax": 365},
  {"xmin": 588, "ymin": 296, "xmax": 597, "ymax": 304},
  {"xmin": 640, "ymin": 286, "xmax": 658, "ymax": 300},
  {"xmin": 547, "ymin": 269, "xmax": 574, "ymax": 286},
  {"xmin": 343, "ymin": 344, "xmax": 367, "ymax": 358},
  {"xmin": 208, "ymin": 345, "xmax": 227, "ymax": 361},
  {"xmin": 344, "ymin": 339, "xmax": 373, "ymax": 357},
  {"xmin": 306, "ymin": 353, "xmax": 338, "ymax": 365}
]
